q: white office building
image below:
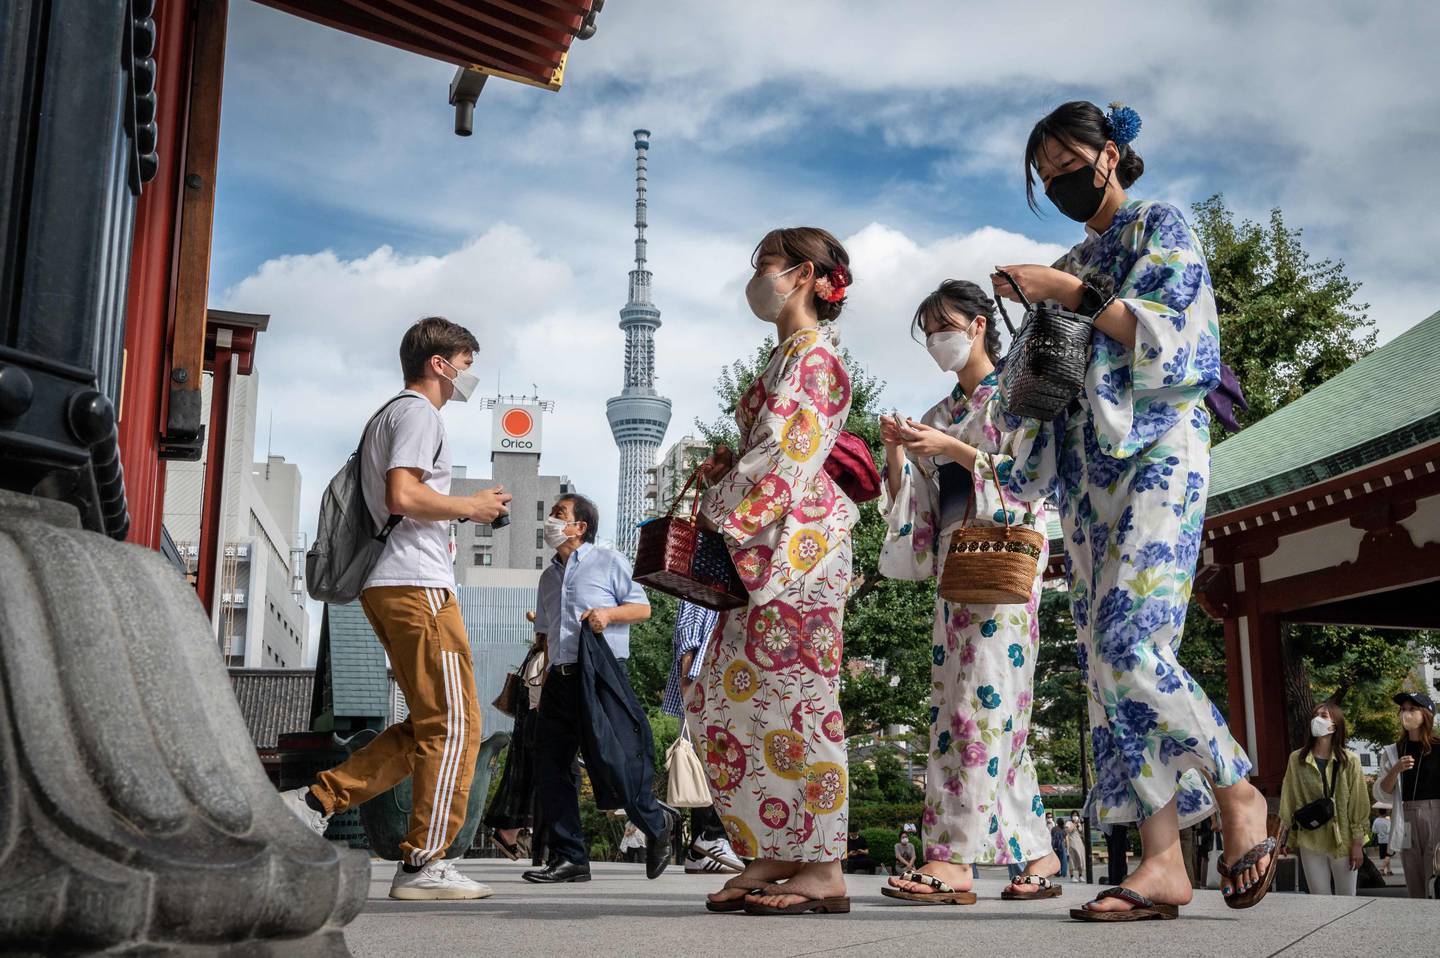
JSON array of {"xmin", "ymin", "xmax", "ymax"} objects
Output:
[
  {"xmin": 646, "ymin": 435, "xmax": 709, "ymax": 518},
  {"xmin": 451, "ymin": 398, "xmax": 572, "ymax": 587},
  {"xmin": 163, "ymin": 369, "xmax": 309, "ymax": 669}
]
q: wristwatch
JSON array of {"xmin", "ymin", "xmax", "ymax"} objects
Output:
[{"xmin": 1077, "ymin": 275, "xmax": 1116, "ymax": 316}]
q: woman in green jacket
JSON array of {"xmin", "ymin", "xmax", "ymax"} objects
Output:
[{"xmin": 1278, "ymin": 700, "xmax": 1370, "ymax": 895}]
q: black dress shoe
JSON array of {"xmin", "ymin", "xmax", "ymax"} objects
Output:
[
  {"xmin": 646, "ymin": 810, "xmax": 679, "ymax": 880},
  {"xmin": 522, "ymin": 860, "xmax": 591, "ymax": 884}
]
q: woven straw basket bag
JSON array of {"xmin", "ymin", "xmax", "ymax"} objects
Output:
[{"xmin": 938, "ymin": 469, "xmax": 1045, "ymax": 605}]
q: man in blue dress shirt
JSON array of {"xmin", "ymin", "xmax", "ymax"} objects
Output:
[{"xmin": 523, "ymin": 493, "xmax": 672, "ymax": 884}]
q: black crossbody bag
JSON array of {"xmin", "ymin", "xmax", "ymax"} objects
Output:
[{"xmin": 1293, "ymin": 756, "xmax": 1339, "ymax": 831}]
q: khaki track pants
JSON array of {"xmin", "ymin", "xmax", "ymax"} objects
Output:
[{"xmin": 312, "ymin": 586, "xmax": 480, "ymax": 865}]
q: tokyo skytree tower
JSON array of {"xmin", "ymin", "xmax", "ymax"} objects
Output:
[{"xmin": 606, "ymin": 129, "xmax": 671, "ymax": 557}]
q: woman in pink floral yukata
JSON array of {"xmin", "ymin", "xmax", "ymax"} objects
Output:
[{"xmin": 689, "ymin": 227, "xmax": 859, "ymax": 916}]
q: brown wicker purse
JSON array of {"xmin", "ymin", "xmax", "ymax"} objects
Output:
[
  {"xmin": 938, "ymin": 469, "xmax": 1044, "ymax": 605},
  {"xmin": 633, "ymin": 467, "xmax": 748, "ymax": 611}
]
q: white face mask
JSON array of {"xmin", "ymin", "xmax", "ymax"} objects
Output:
[
  {"xmin": 543, "ymin": 516, "xmax": 575, "ymax": 550},
  {"xmin": 1310, "ymin": 715, "xmax": 1334, "ymax": 738},
  {"xmin": 440, "ymin": 357, "xmax": 478, "ymax": 403},
  {"xmin": 745, "ymin": 263, "xmax": 802, "ymax": 323},
  {"xmin": 925, "ymin": 327, "xmax": 977, "ymax": 372}
]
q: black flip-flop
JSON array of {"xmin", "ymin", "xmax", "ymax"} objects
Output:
[
  {"xmin": 1070, "ymin": 886, "xmax": 1179, "ymax": 922},
  {"xmin": 743, "ymin": 896, "xmax": 850, "ymax": 915},
  {"xmin": 705, "ymin": 882, "xmax": 763, "ymax": 913},
  {"xmin": 1219, "ymin": 815, "xmax": 1287, "ymax": 909}
]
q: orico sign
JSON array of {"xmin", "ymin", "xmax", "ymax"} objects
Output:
[{"xmin": 491, "ymin": 404, "xmax": 542, "ymax": 454}]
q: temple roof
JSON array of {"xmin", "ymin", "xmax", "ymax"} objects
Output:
[
  {"xmin": 1038, "ymin": 310, "xmax": 1440, "ymax": 550},
  {"xmin": 253, "ymin": 1, "xmax": 590, "ymax": 90},
  {"xmin": 228, "ymin": 668, "xmax": 314, "ymax": 749},
  {"xmin": 1208, "ymin": 310, "xmax": 1440, "ymax": 515}
]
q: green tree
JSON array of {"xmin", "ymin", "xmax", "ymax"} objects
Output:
[
  {"xmin": 849, "ymin": 756, "xmax": 882, "ymax": 804},
  {"xmin": 625, "ymin": 588, "xmax": 678, "ymax": 710},
  {"xmin": 695, "ymin": 336, "xmax": 934, "ymax": 736},
  {"xmin": 1191, "ymin": 194, "xmax": 1376, "ymax": 441},
  {"xmin": 1175, "ymin": 604, "xmax": 1231, "ymax": 710},
  {"xmin": 1032, "ymin": 729, "xmax": 1082, "ymax": 786},
  {"xmin": 874, "ymin": 748, "xmax": 924, "ymax": 803},
  {"xmin": 1031, "ymin": 590, "xmax": 1084, "ymax": 785},
  {"xmin": 1191, "ymin": 194, "xmax": 1440, "ymax": 751},
  {"xmin": 1283, "ymin": 626, "xmax": 1440, "ymax": 748}
]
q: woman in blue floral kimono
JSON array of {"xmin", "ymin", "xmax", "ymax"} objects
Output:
[
  {"xmin": 876, "ymin": 280, "xmax": 1061, "ymax": 904},
  {"xmin": 986, "ymin": 101, "xmax": 1282, "ymax": 920}
]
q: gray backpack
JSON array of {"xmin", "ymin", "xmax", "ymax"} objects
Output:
[{"xmin": 305, "ymin": 394, "xmax": 418, "ymax": 604}]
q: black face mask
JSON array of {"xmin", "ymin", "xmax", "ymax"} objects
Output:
[{"xmin": 1045, "ymin": 160, "xmax": 1110, "ymax": 223}]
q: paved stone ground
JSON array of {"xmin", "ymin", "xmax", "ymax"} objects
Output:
[{"xmin": 345, "ymin": 861, "xmax": 1436, "ymax": 958}]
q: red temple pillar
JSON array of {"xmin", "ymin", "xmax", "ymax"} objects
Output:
[
  {"xmin": 118, "ymin": 0, "xmax": 229, "ymax": 551},
  {"xmin": 119, "ymin": 0, "xmax": 195, "ymax": 549}
]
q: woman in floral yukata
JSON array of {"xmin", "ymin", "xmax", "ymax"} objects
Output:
[
  {"xmin": 985, "ymin": 101, "xmax": 1283, "ymax": 920},
  {"xmin": 875, "ymin": 280, "xmax": 1062, "ymax": 905},
  {"xmin": 689, "ymin": 227, "xmax": 859, "ymax": 916}
]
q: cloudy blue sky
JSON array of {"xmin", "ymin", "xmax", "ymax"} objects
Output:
[{"xmin": 209, "ymin": 0, "xmax": 1437, "ymax": 553}]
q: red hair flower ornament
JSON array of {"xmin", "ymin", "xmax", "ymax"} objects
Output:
[{"xmin": 814, "ymin": 264, "xmax": 851, "ymax": 304}]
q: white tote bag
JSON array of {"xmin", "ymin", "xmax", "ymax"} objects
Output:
[{"xmin": 665, "ymin": 723, "xmax": 712, "ymax": 808}]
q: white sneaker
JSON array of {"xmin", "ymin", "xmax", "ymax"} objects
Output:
[
  {"xmin": 684, "ymin": 836, "xmax": 743, "ymax": 873},
  {"xmin": 389, "ymin": 860, "xmax": 494, "ymax": 900},
  {"xmin": 279, "ymin": 787, "xmax": 331, "ymax": 836}
]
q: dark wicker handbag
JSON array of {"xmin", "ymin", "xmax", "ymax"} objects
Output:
[
  {"xmin": 937, "ymin": 469, "xmax": 1045, "ymax": 605},
  {"xmin": 491, "ymin": 671, "xmax": 523, "ymax": 718},
  {"xmin": 633, "ymin": 467, "xmax": 748, "ymax": 612},
  {"xmin": 993, "ymin": 267, "xmax": 1098, "ymax": 420}
]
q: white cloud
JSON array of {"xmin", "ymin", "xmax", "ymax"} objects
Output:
[{"xmin": 218, "ymin": 0, "xmax": 1438, "ymax": 342}]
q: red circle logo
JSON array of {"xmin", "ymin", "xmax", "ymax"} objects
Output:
[{"xmin": 502, "ymin": 408, "xmax": 534, "ymax": 437}]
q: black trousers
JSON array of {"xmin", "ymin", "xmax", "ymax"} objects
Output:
[
  {"xmin": 534, "ymin": 667, "xmax": 665, "ymax": 865},
  {"xmin": 691, "ymin": 804, "xmax": 726, "ymax": 842},
  {"xmin": 483, "ymin": 651, "xmax": 542, "ymax": 832},
  {"xmin": 1105, "ymin": 826, "xmax": 1130, "ymax": 884}
]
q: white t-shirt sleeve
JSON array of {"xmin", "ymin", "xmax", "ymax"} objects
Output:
[{"xmin": 383, "ymin": 400, "xmax": 443, "ymax": 480}]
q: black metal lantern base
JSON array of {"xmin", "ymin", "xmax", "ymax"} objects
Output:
[{"xmin": 0, "ymin": 491, "xmax": 367, "ymax": 953}]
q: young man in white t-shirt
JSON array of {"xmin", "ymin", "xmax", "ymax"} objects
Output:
[{"xmin": 282, "ymin": 317, "xmax": 511, "ymax": 900}]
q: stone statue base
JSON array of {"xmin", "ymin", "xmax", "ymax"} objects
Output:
[{"xmin": 0, "ymin": 491, "xmax": 365, "ymax": 954}]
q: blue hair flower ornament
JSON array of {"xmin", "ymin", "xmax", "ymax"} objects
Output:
[{"xmin": 1105, "ymin": 101, "xmax": 1142, "ymax": 146}]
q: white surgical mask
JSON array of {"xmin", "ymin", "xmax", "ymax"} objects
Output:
[
  {"xmin": 1310, "ymin": 715, "xmax": 1334, "ymax": 738},
  {"xmin": 745, "ymin": 263, "xmax": 801, "ymax": 323},
  {"xmin": 1401, "ymin": 710, "xmax": 1424, "ymax": 731},
  {"xmin": 440, "ymin": 358, "xmax": 478, "ymax": 403},
  {"xmin": 925, "ymin": 327, "xmax": 977, "ymax": 372},
  {"xmin": 543, "ymin": 516, "xmax": 574, "ymax": 550}
]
